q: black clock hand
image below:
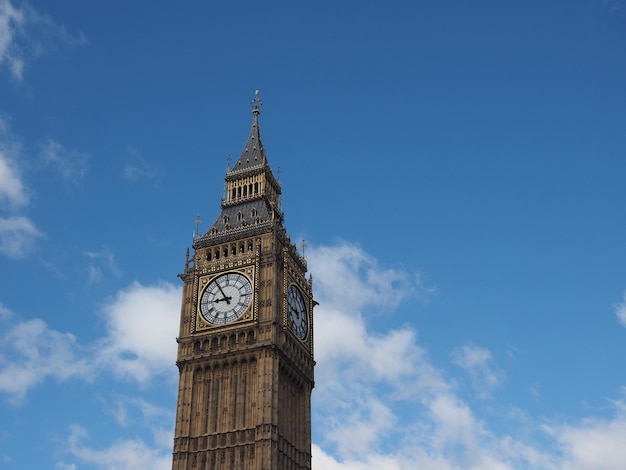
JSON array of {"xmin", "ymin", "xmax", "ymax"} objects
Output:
[{"xmin": 215, "ymin": 283, "xmax": 232, "ymax": 304}]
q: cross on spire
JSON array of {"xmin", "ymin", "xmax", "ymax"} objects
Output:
[
  {"xmin": 251, "ymin": 90, "xmax": 262, "ymax": 115},
  {"xmin": 250, "ymin": 90, "xmax": 263, "ymax": 114}
]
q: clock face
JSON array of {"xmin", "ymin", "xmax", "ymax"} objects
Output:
[
  {"xmin": 199, "ymin": 272, "xmax": 253, "ymax": 325},
  {"xmin": 287, "ymin": 284, "xmax": 308, "ymax": 340}
]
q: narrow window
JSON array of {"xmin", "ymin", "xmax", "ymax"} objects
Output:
[
  {"xmin": 213, "ymin": 378, "xmax": 220, "ymax": 432},
  {"xmin": 232, "ymin": 375, "xmax": 238, "ymax": 429},
  {"xmin": 204, "ymin": 379, "xmax": 211, "ymax": 433}
]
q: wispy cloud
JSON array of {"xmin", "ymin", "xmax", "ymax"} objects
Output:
[
  {"xmin": 0, "ymin": 314, "xmax": 93, "ymax": 405},
  {"xmin": 452, "ymin": 343, "xmax": 504, "ymax": 399},
  {"xmin": 84, "ymin": 250, "xmax": 122, "ymax": 284},
  {"xmin": 63, "ymin": 424, "xmax": 170, "ymax": 470},
  {"xmin": 0, "ymin": 0, "xmax": 87, "ymax": 82},
  {"xmin": 615, "ymin": 291, "xmax": 626, "ymax": 328},
  {"xmin": 122, "ymin": 149, "xmax": 164, "ymax": 186},
  {"xmin": 39, "ymin": 139, "xmax": 89, "ymax": 183},
  {"xmin": 0, "ymin": 116, "xmax": 28, "ymax": 209},
  {"xmin": 0, "ymin": 214, "xmax": 43, "ymax": 257},
  {"xmin": 0, "ymin": 116, "xmax": 44, "ymax": 257}
]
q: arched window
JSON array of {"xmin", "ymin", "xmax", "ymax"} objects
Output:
[{"xmin": 254, "ymin": 182, "xmax": 259, "ymax": 194}]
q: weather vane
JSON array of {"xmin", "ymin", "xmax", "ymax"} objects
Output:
[{"xmin": 251, "ymin": 90, "xmax": 262, "ymax": 112}]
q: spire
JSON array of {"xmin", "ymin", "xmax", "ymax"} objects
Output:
[{"xmin": 230, "ymin": 90, "xmax": 268, "ymax": 173}]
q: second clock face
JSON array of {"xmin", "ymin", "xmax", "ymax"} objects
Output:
[
  {"xmin": 287, "ymin": 284, "xmax": 308, "ymax": 340},
  {"xmin": 199, "ymin": 272, "xmax": 253, "ymax": 325}
]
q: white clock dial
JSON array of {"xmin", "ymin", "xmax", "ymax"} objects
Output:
[
  {"xmin": 287, "ymin": 284, "xmax": 308, "ymax": 340},
  {"xmin": 199, "ymin": 273, "xmax": 252, "ymax": 324}
]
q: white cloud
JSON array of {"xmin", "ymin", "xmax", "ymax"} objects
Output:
[
  {"xmin": 544, "ymin": 400, "xmax": 626, "ymax": 470},
  {"xmin": 0, "ymin": 117, "xmax": 44, "ymax": 258},
  {"xmin": 0, "ymin": 316, "xmax": 93, "ymax": 404},
  {"xmin": 96, "ymin": 281, "xmax": 181, "ymax": 383},
  {"xmin": 65, "ymin": 425, "xmax": 170, "ymax": 470},
  {"xmin": 0, "ymin": 0, "xmax": 25, "ymax": 80},
  {"xmin": 85, "ymin": 250, "xmax": 122, "ymax": 284},
  {"xmin": 0, "ymin": 116, "xmax": 28, "ymax": 209},
  {"xmin": 308, "ymin": 242, "xmax": 419, "ymax": 314},
  {"xmin": 39, "ymin": 139, "xmax": 89, "ymax": 183},
  {"xmin": 106, "ymin": 395, "xmax": 174, "ymax": 430},
  {"xmin": 122, "ymin": 149, "xmax": 164, "ymax": 185},
  {"xmin": 615, "ymin": 291, "xmax": 626, "ymax": 327},
  {"xmin": 0, "ymin": 302, "xmax": 12, "ymax": 320},
  {"xmin": 0, "ymin": 150, "xmax": 28, "ymax": 208},
  {"xmin": 0, "ymin": 214, "xmax": 44, "ymax": 257},
  {"xmin": 0, "ymin": 0, "xmax": 86, "ymax": 81},
  {"xmin": 308, "ymin": 242, "xmax": 626, "ymax": 469},
  {"xmin": 452, "ymin": 343, "xmax": 504, "ymax": 398},
  {"xmin": 0, "ymin": 280, "xmax": 180, "ymax": 403}
]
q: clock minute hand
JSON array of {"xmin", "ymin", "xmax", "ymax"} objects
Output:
[{"xmin": 215, "ymin": 283, "xmax": 232, "ymax": 304}]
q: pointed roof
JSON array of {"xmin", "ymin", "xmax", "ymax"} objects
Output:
[{"xmin": 229, "ymin": 90, "xmax": 269, "ymax": 175}]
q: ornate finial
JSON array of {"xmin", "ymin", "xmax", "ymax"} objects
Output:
[
  {"xmin": 301, "ymin": 239, "xmax": 307, "ymax": 258},
  {"xmin": 193, "ymin": 214, "xmax": 202, "ymax": 239},
  {"xmin": 226, "ymin": 154, "xmax": 231, "ymax": 171},
  {"xmin": 251, "ymin": 90, "xmax": 262, "ymax": 115}
]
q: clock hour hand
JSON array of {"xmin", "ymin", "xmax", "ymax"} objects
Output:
[{"xmin": 215, "ymin": 283, "xmax": 231, "ymax": 304}]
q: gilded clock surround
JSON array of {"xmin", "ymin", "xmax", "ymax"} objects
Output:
[
  {"xmin": 195, "ymin": 265, "xmax": 257, "ymax": 331},
  {"xmin": 172, "ymin": 93, "xmax": 314, "ymax": 470}
]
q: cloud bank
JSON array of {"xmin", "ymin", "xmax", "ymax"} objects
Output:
[{"xmin": 1, "ymin": 242, "xmax": 626, "ymax": 468}]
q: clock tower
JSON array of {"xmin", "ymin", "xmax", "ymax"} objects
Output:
[{"xmin": 172, "ymin": 92, "xmax": 315, "ymax": 470}]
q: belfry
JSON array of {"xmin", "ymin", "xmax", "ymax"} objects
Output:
[{"xmin": 172, "ymin": 92, "xmax": 315, "ymax": 469}]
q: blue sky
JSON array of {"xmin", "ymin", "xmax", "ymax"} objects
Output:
[{"xmin": 1, "ymin": 0, "xmax": 626, "ymax": 468}]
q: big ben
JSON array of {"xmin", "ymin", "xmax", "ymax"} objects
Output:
[{"xmin": 172, "ymin": 92, "xmax": 315, "ymax": 470}]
